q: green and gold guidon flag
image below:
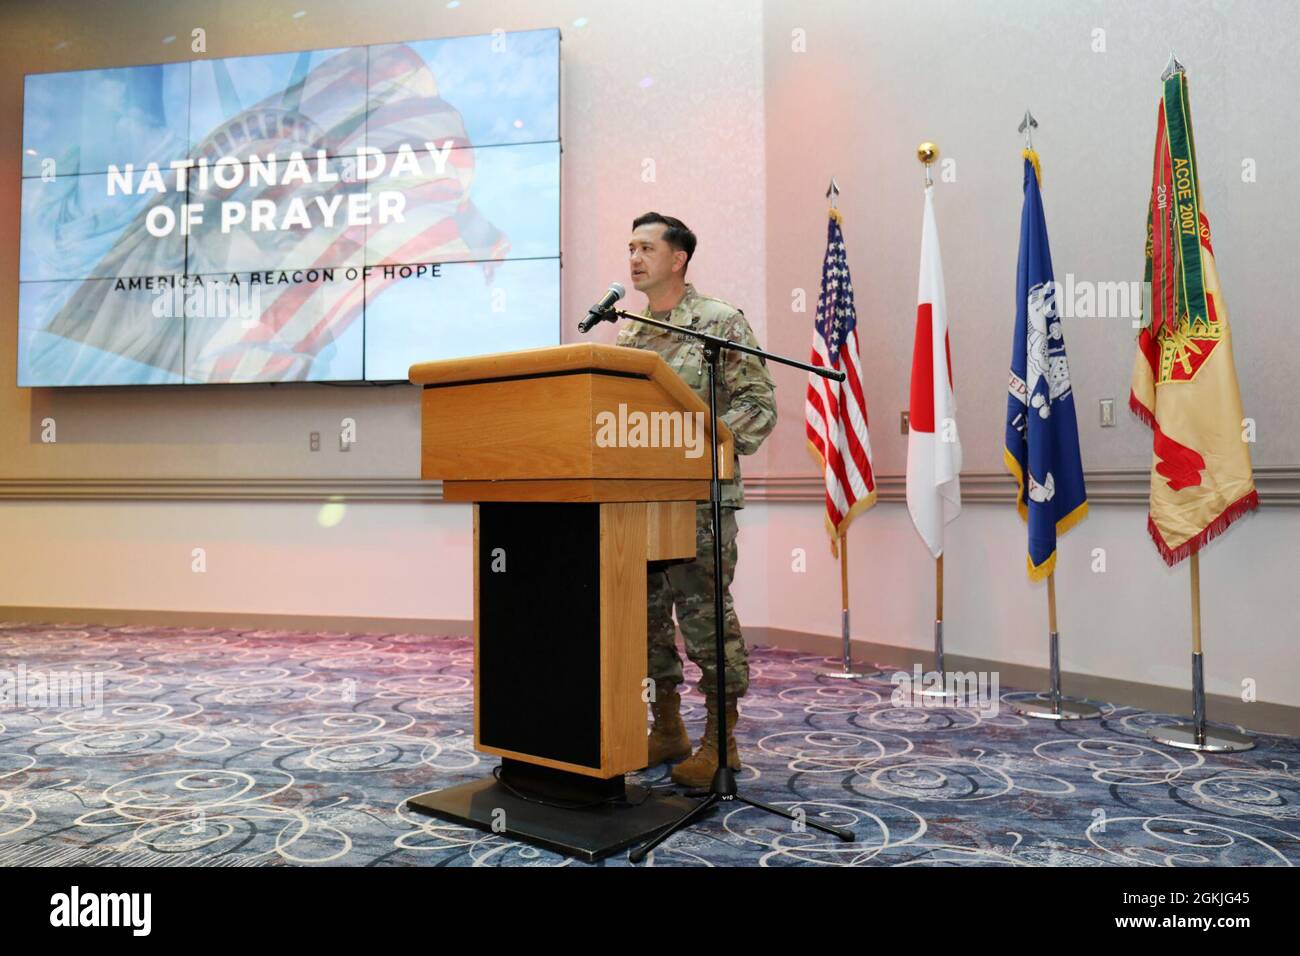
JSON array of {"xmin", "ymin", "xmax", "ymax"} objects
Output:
[{"xmin": 1130, "ymin": 66, "xmax": 1258, "ymax": 565}]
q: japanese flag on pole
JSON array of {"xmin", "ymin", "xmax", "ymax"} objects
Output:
[{"xmin": 907, "ymin": 185, "xmax": 962, "ymax": 557}]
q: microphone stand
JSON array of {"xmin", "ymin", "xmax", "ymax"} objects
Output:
[{"xmin": 584, "ymin": 307, "xmax": 858, "ymax": 862}]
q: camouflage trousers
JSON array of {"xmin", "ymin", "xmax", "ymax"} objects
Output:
[{"xmin": 647, "ymin": 504, "xmax": 749, "ymax": 699}]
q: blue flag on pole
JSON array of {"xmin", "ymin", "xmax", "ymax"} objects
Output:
[{"xmin": 1004, "ymin": 152, "xmax": 1088, "ymax": 580}]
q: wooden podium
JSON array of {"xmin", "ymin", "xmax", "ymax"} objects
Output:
[{"xmin": 404, "ymin": 343, "xmax": 733, "ymax": 860}]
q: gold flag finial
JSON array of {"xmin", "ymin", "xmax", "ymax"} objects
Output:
[{"xmin": 917, "ymin": 142, "xmax": 939, "ymax": 187}]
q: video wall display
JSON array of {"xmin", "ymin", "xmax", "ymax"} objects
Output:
[{"xmin": 18, "ymin": 28, "xmax": 561, "ymax": 385}]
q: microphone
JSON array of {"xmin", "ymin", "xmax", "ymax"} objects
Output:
[{"xmin": 578, "ymin": 282, "xmax": 626, "ymax": 333}]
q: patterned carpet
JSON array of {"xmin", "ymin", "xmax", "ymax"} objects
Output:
[{"xmin": 0, "ymin": 621, "xmax": 1297, "ymax": 867}]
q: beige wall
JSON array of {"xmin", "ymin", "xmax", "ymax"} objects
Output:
[
  {"xmin": 0, "ymin": 0, "xmax": 767, "ymax": 479},
  {"xmin": 761, "ymin": 0, "xmax": 1300, "ymax": 475},
  {"xmin": 2, "ymin": 2, "xmax": 1297, "ymax": 720},
  {"xmin": 5, "ymin": 0, "xmax": 1295, "ymax": 479},
  {"xmin": 0, "ymin": 497, "xmax": 474, "ymax": 620},
  {"xmin": 4, "ymin": 495, "xmax": 1297, "ymax": 716},
  {"xmin": 742, "ymin": 500, "xmax": 1300, "ymax": 714}
]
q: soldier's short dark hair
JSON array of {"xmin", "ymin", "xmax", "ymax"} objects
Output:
[{"xmin": 632, "ymin": 212, "xmax": 696, "ymax": 271}]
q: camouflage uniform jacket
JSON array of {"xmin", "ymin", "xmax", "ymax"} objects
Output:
[{"xmin": 615, "ymin": 283, "xmax": 777, "ymax": 508}]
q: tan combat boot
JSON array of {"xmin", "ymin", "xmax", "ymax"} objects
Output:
[
  {"xmin": 646, "ymin": 685, "xmax": 692, "ymax": 766},
  {"xmin": 670, "ymin": 694, "xmax": 740, "ymax": 788}
]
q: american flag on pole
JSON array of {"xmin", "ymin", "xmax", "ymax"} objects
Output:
[{"xmin": 806, "ymin": 208, "xmax": 877, "ymax": 554}]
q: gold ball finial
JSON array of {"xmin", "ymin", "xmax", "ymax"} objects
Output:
[{"xmin": 917, "ymin": 142, "xmax": 939, "ymax": 164}]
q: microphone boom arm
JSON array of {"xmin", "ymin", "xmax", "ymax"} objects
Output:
[{"xmin": 598, "ymin": 308, "xmax": 845, "ymax": 382}]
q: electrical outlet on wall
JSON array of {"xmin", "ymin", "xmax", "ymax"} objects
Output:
[
  {"xmin": 310, "ymin": 431, "xmax": 320, "ymax": 451},
  {"xmin": 1100, "ymin": 399, "xmax": 1115, "ymax": 427},
  {"xmin": 900, "ymin": 411, "xmax": 910, "ymax": 434}
]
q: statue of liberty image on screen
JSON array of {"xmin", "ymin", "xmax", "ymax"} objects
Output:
[{"xmin": 18, "ymin": 29, "xmax": 560, "ymax": 386}]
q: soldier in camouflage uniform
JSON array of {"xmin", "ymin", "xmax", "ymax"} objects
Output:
[{"xmin": 616, "ymin": 212, "xmax": 777, "ymax": 788}]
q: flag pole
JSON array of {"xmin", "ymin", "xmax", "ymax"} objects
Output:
[
  {"xmin": 1148, "ymin": 549, "xmax": 1253, "ymax": 752},
  {"xmin": 1002, "ymin": 113, "xmax": 1099, "ymax": 722},
  {"xmin": 917, "ymin": 549, "xmax": 955, "ymax": 701},
  {"xmin": 817, "ymin": 175, "xmax": 883, "ymax": 682},
  {"xmin": 1047, "ymin": 571, "xmax": 1058, "ymax": 708},
  {"xmin": 1190, "ymin": 551, "xmax": 1205, "ymax": 737},
  {"xmin": 822, "ymin": 529, "xmax": 880, "ymax": 679},
  {"xmin": 1011, "ymin": 567, "xmax": 1100, "ymax": 720},
  {"xmin": 935, "ymin": 551, "xmax": 944, "ymax": 678},
  {"xmin": 912, "ymin": 141, "xmax": 955, "ymax": 703},
  {"xmin": 1136, "ymin": 56, "xmax": 1252, "ymax": 755}
]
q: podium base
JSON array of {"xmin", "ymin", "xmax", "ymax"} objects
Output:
[{"xmin": 406, "ymin": 761, "xmax": 704, "ymax": 862}]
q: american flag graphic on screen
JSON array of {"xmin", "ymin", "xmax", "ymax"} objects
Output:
[
  {"xmin": 34, "ymin": 44, "xmax": 514, "ymax": 384},
  {"xmin": 806, "ymin": 208, "xmax": 877, "ymax": 551}
]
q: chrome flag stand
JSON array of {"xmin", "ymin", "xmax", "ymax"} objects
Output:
[
  {"xmin": 1146, "ymin": 552, "xmax": 1253, "ymax": 752},
  {"xmin": 1009, "ymin": 571, "xmax": 1100, "ymax": 721},
  {"xmin": 915, "ymin": 552, "xmax": 958, "ymax": 702},
  {"xmin": 821, "ymin": 534, "xmax": 889, "ymax": 680}
]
